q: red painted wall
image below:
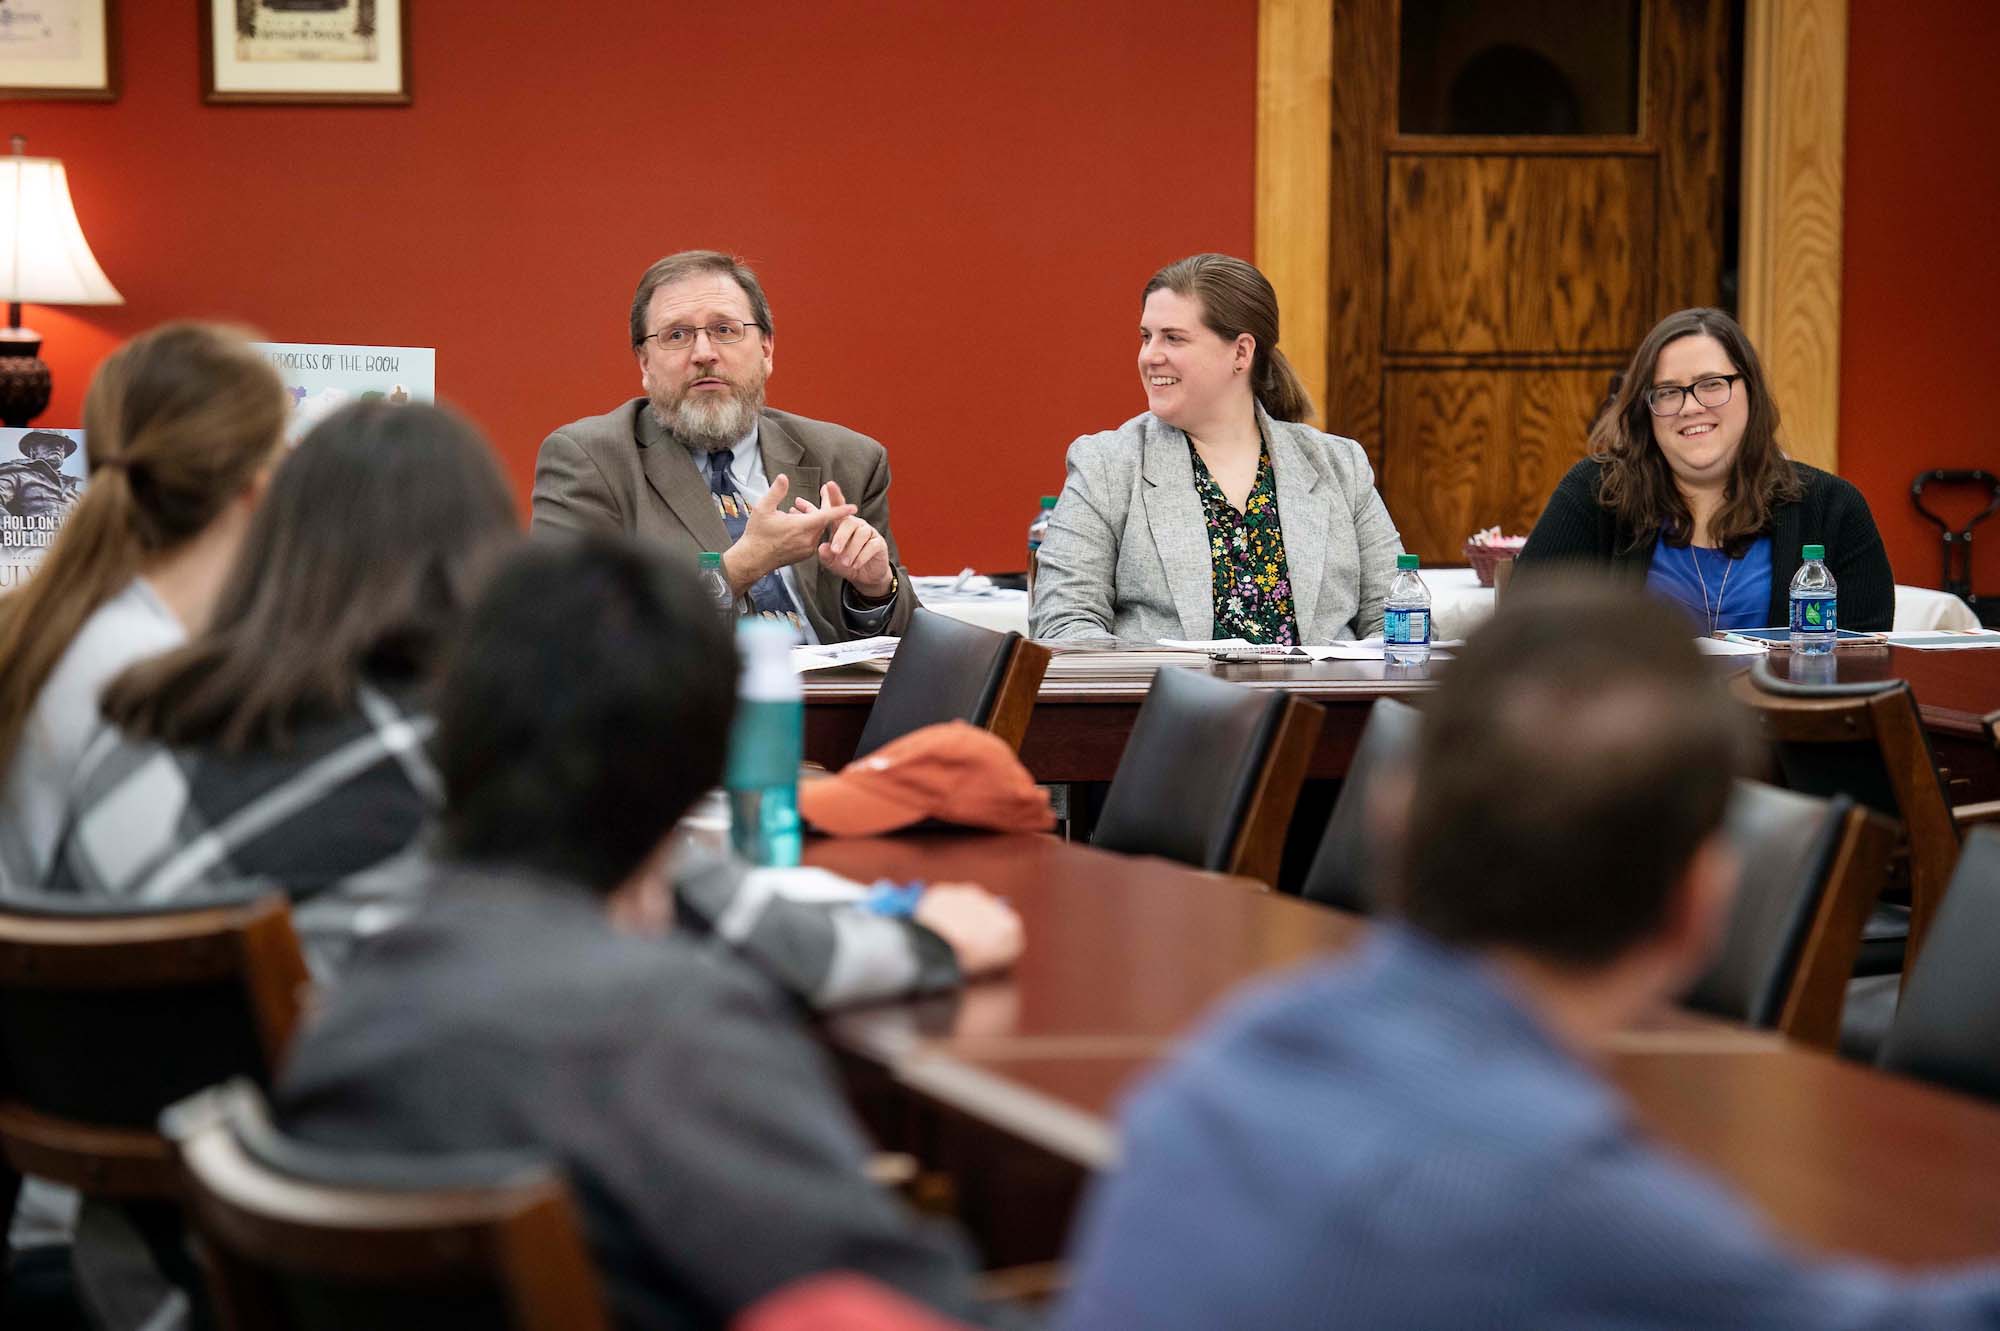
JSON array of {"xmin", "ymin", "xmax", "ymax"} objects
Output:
[
  {"xmin": 20, "ymin": 4, "xmax": 1987, "ymax": 591},
  {"xmin": 8, "ymin": 2, "xmax": 1256, "ymax": 573},
  {"xmin": 1839, "ymin": 1, "xmax": 2000, "ymax": 597}
]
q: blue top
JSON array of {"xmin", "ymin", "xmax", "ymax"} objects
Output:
[
  {"xmin": 1055, "ymin": 925, "xmax": 2000, "ymax": 1331},
  {"xmin": 1646, "ymin": 534, "xmax": 1773, "ymax": 632}
]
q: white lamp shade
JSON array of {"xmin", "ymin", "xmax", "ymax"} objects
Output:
[{"xmin": 0, "ymin": 155, "xmax": 122, "ymax": 306}]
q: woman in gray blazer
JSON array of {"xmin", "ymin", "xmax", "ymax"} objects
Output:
[{"xmin": 1031, "ymin": 254, "xmax": 1404, "ymax": 644}]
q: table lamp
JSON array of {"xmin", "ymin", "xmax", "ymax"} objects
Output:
[{"xmin": 0, "ymin": 135, "xmax": 123, "ymax": 428}]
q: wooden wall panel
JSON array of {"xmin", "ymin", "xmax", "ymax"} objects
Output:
[
  {"xmin": 1385, "ymin": 156, "xmax": 1656, "ymax": 354},
  {"xmin": 1649, "ymin": 0, "xmax": 1731, "ymax": 311},
  {"xmin": 1255, "ymin": 0, "xmax": 1333, "ymax": 424},
  {"xmin": 1382, "ymin": 368, "xmax": 1605, "ymax": 563},
  {"xmin": 1324, "ymin": 0, "xmax": 1395, "ymax": 461},
  {"xmin": 1739, "ymin": 0, "xmax": 1846, "ymax": 471}
]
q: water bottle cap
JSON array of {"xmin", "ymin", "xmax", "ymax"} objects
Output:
[
  {"xmin": 1396, "ymin": 553, "xmax": 1419, "ymax": 570},
  {"xmin": 1039, "ymin": 496, "xmax": 1058, "ymax": 508},
  {"xmin": 735, "ymin": 618, "xmax": 802, "ymax": 699},
  {"xmin": 1802, "ymin": 544, "xmax": 1825, "ymax": 560},
  {"xmin": 698, "ymin": 551, "xmax": 722, "ymax": 569}
]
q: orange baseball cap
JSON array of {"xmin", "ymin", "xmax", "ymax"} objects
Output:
[{"xmin": 799, "ymin": 721, "xmax": 1056, "ymax": 837}]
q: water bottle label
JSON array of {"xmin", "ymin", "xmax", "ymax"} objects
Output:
[
  {"xmin": 1385, "ymin": 608, "xmax": 1429, "ymax": 646},
  {"xmin": 1789, "ymin": 594, "xmax": 1837, "ymax": 635}
]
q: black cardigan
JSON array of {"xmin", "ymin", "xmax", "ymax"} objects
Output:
[{"xmin": 1518, "ymin": 458, "xmax": 1896, "ymax": 631}]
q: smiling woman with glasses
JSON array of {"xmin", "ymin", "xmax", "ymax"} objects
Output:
[{"xmin": 1517, "ymin": 307, "xmax": 1893, "ymax": 632}]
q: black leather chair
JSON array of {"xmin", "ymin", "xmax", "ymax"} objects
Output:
[
  {"xmin": 165, "ymin": 1080, "xmax": 609, "ymax": 1331},
  {"xmin": 1734, "ymin": 660, "xmax": 1965, "ymax": 975},
  {"xmin": 1299, "ymin": 698, "xmax": 1421, "ymax": 912},
  {"xmin": 1685, "ymin": 782, "xmax": 1893, "ymax": 1048},
  {"xmin": 854, "ymin": 608, "xmax": 1050, "ymax": 759},
  {"xmin": 1091, "ymin": 667, "xmax": 1324, "ymax": 885},
  {"xmin": 1878, "ymin": 827, "xmax": 2000, "ymax": 1102}
]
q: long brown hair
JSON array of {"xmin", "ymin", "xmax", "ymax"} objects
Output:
[
  {"xmin": 0, "ymin": 323, "xmax": 287, "ymax": 766},
  {"xmin": 1592, "ymin": 307, "xmax": 1801, "ymax": 555},
  {"xmin": 103, "ymin": 400, "xmax": 522, "ymax": 752},
  {"xmin": 1143, "ymin": 254, "xmax": 1315, "ymax": 424}
]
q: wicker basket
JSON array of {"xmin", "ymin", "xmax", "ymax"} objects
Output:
[{"xmin": 1463, "ymin": 540, "xmax": 1520, "ymax": 588}]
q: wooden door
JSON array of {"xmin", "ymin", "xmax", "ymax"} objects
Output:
[{"xmin": 1327, "ymin": 0, "xmax": 1731, "ymax": 565}]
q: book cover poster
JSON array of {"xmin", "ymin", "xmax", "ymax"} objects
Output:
[
  {"xmin": 251, "ymin": 342, "xmax": 436, "ymax": 441},
  {"xmin": 0, "ymin": 428, "xmax": 86, "ymax": 591}
]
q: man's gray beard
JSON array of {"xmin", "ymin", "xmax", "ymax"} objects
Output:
[{"xmin": 650, "ymin": 382, "xmax": 765, "ymax": 451}]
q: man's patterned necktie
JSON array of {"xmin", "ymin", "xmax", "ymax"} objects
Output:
[{"xmin": 706, "ymin": 448, "xmax": 805, "ymax": 633}]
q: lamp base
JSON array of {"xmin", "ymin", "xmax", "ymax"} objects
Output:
[{"xmin": 0, "ymin": 327, "xmax": 51, "ymax": 428}]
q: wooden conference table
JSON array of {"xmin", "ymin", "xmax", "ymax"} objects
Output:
[
  {"xmin": 804, "ymin": 644, "xmax": 2000, "ymax": 797},
  {"xmin": 805, "ymin": 832, "xmax": 2000, "ymax": 1269}
]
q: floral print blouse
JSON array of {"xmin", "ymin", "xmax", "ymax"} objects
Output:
[{"xmin": 1190, "ymin": 439, "xmax": 1300, "ymax": 645}]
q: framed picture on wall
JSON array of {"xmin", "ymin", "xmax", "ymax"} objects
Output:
[
  {"xmin": 201, "ymin": 0, "xmax": 409, "ymax": 104},
  {"xmin": 0, "ymin": 0, "xmax": 118, "ymax": 101}
]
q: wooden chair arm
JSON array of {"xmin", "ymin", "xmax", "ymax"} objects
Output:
[
  {"xmin": 1953, "ymin": 800, "xmax": 2000, "ymax": 830},
  {"xmin": 976, "ymin": 1261, "xmax": 1067, "ymax": 1304}
]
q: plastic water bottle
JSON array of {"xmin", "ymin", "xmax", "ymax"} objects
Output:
[
  {"xmin": 725, "ymin": 620, "xmax": 803, "ymax": 866},
  {"xmin": 697, "ymin": 551, "xmax": 735, "ymax": 624},
  {"xmin": 1384, "ymin": 553, "xmax": 1431, "ymax": 666},
  {"xmin": 1027, "ymin": 496, "xmax": 1056, "ymax": 595},
  {"xmin": 1789, "ymin": 544, "xmax": 1838, "ymax": 655}
]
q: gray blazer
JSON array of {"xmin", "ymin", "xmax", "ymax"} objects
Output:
[
  {"xmin": 531, "ymin": 399, "xmax": 917, "ymax": 640},
  {"xmin": 1030, "ymin": 408, "xmax": 1404, "ymax": 642}
]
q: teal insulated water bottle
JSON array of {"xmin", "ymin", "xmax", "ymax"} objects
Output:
[{"xmin": 725, "ymin": 619, "xmax": 803, "ymax": 866}]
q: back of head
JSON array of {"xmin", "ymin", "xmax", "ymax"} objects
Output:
[
  {"xmin": 435, "ymin": 536, "xmax": 739, "ymax": 891},
  {"xmin": 1142, "ymin": 253, "xmax": 1314, "ymax": 424},
  {"xmin": 1390, "ymin": 577, "xmax": 1744, "ymax": 967},
  {"xmin": 0, "ymin": 322, "xmax": 287, "ymax": 764},
  {"xmin": 103, "ymin": 399, "xmax": 522, "ymax": 751}
]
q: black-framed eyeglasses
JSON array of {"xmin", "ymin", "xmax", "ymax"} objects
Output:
[
  {"xmin": 639, "ymin": 320, "xmax": 763, "ymax": 352},
  {"xmin": 1645, "ymin": 373, "xmax": 1742, "ymax": 417}
]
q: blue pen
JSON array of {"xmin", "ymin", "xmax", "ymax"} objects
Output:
[{"xmin": 862, "ymin": 880, "xmax": 926, "ymax": 918}]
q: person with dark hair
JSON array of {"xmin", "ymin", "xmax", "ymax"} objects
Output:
[
  {"xmin": 274, "ymin": 537, "xmax": 1021, "ymax": 1331},
  {"xmin": 531, "ymin": 249, "xmax": 917, "ymax": 643},
  {"xmin": 1031, "ymin": 253, "xmax": 1403, "ymax": 644},
  {"xmin": 1519, "ymin": 307, "xmax": 1893, "ymax": 632},
  {"xmin": 45, "ymin": 399, "xmax": 520, "ymax": 975},
  {"xmin": 0, "ymin": 323, "xmax": 289, "ymax": 890},
  {"xmin": 1055, "ymin": 580, "xmax": 2000, "ymax": 1329}
]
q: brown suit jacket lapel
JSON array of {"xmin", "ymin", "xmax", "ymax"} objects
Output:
[{"xmin": 634, "ymin": 406, "xmax": 733, "ymax": 552}]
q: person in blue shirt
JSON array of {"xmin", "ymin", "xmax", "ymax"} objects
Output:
[
  {"xmin": 1518, "ymin": 308, "xmax": 1893, "ymax": 632},
  {"xmin": 1056, "ymin": 579, "xmax": 2000, "ymax": 1330}
]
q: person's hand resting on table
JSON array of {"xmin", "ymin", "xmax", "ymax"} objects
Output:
[{"xmin": 914, "ymin": 885, "xmax": 1024, "ymax": 977}]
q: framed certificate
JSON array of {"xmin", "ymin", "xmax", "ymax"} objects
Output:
[
  {"xmin": 0, "ymin": 0, "xmax": 116, "ymax": 101},
  {"xmin": 201, "ymin": 0, "xmax": 410, "ymax": 105}
]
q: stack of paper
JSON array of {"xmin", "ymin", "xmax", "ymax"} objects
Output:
[{"xmin": 792, "ymin": 636, "xmax": 900, "ymax": 672}]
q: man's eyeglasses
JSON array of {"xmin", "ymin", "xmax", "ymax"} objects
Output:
[
  {"xmin": 1645, "ymin": 373, "xmax": 1742, "ymax": 417},
  {"xmin": 639, "ymin": 320, "xmax": 763, "ymax": 352}
]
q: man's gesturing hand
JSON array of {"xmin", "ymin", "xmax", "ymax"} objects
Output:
[
  {"xmin": 806, "ymin": 480, "xmax": 894, "ymax": 599},
  {"xmin": 723, "ymin": 473, "xmax": 858, "ymax": 595}
]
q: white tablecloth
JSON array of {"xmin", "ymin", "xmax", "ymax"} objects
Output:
[{"xmin": 918, "ymin": 569, "xmax": 1979, "ymax": 639}]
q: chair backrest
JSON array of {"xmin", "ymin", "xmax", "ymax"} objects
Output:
[
  {"xmin": 0, "ymin": 890, "xmax": 310, "ymax": 1198},
  {"xmin": 1091, "ymin": 668, "xmax": 1324, "ymax": 885},
  {"xmin": 1879, "ymin": 827, "xmax": 2000, "ymax": 1102},
  {"xmin": 1299, "ymin": 698, "xmax": 1421, "ymax": 912},
  {"xmin": 855, "ymin": 609, "xmax": 1051, "ymax": 758},
  {"xmin": 1684, "ymin": 782, "xmax": 1895, "ymax": 1048},
  {"xmin": 1732, "ymin": 659, "xmax": 1961, "ymax": 965},
  {"xmin": 166, "ymin": 1081, "xmax": 610, "ymax": 1331}
]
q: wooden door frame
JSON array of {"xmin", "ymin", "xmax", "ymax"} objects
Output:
[{"xmin": 1255, "ymin": 0, "xmax": 1847, "ymax": 471}]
